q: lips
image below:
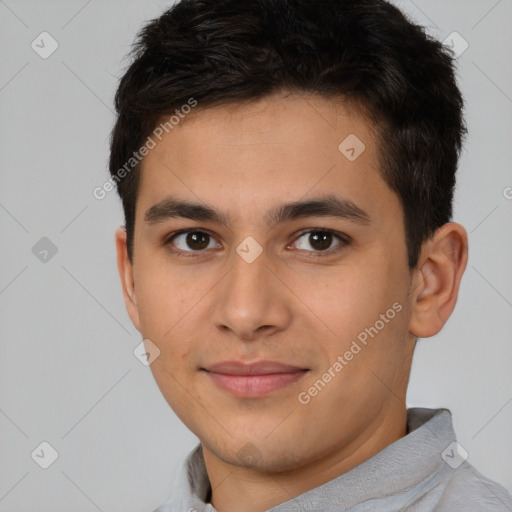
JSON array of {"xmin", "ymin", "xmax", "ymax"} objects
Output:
[
  {"xmin": 204, "ymin": 360, "xmax": 307, "ymax": 375},
  {"xmin": 202, "ymin": 360, "xmax": 309, "ymax": 397}
]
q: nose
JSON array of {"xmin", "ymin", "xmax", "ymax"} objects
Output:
[{"xmin": 209, "ymin": 246, "xmax": 293, "ymax": 341}]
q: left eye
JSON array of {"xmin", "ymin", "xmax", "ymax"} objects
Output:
[{"xmin": 291, "ymin": 230, "xmax": 347, "ymax": 253}]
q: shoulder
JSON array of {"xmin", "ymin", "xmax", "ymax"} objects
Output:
[{"xmin": 436, "ymin": 462, "xmax": 512, "ymax": 511}]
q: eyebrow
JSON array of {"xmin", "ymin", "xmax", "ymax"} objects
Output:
[{"xmin": 144, "ymin": 195, "xmax": 371, "ymax": 228}]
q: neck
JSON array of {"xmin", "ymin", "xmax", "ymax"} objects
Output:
[{"xmin": 202, "ymin": 403, "xmax": 408, "ymax": 512}]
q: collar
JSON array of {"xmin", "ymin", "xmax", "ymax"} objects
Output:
[{"xmin": 157, "ymin": 408, "xmax": 456, "ymax": 512}]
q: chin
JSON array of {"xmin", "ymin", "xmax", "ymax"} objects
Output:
[{"xmin": 206, "ymin": 437, "xmax": 311, "ymax": 473}]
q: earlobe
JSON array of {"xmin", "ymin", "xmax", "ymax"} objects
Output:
[
  {"xmin": 115, "ymin": 227, "xmax": 142, "ymax": 333},
  {"xmin": 409, "ymin": 223, "xmax": 468, "ymax": 338}
]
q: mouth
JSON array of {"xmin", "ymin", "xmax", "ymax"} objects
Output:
[{"xmin": 201, "ymin": 360, "xmax": 309, "ymax": 398}]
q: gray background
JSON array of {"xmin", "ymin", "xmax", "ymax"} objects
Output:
[{"xmin": 1, "ymin": 0, "xmax": 511, "ymax": 510}]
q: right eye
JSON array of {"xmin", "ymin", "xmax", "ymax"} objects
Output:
[{"xmin": 166, "ymin": 230, "xmax": 222, "ymax": 255}]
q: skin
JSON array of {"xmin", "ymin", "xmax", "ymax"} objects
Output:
[{"xmin": 115, "ymin": 92, "xmax": 468, "ymax": 512}]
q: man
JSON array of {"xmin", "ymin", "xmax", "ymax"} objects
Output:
[{"xmin": 109, "ymin": 0, "xmax": 512, "ymax": 510}]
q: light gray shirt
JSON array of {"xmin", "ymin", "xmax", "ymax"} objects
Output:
[{"xmin": 154, "ymin": 408, "xmax": 512, "ymax": 511}]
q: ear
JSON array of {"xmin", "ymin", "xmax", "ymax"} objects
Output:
[
  {"xmin": 115, "ymin": 227, "xmax": 142, "ymax": 333},
  {"xmin": 409, "ymin": 222, "xmax": 468, "ymax": 338}
]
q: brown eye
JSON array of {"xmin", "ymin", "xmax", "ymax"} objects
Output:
[
  {"xmin": 185, "ymin": 231, "xmax": 210, "ymax": 250},
  {"xmin": 169, "ymin": 230, "xmax": 219, "ymax": 252},
  {"xmin": 292, "ymin": 229, "xmax": 348, "ymax": 254},
  {"xmin": 309, "ymin": 231, "xmax": 333, "ymax": 251}
]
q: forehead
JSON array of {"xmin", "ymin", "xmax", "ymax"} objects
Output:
[{"xmin": 136, "ymin": 93, "xmax": 399, "ymax": 228}]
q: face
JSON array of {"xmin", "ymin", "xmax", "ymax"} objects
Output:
[{"xmin": 119, "ymin": 93, "xmax": 418, "ymax": 472}]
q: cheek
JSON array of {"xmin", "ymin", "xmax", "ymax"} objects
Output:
[
  {"xmin": 289, "ymin": 259, "xmax": 408, "ymax": 372},
  {"xmin": 136, "ymin": 267, "xmax": 201, "ymax": 407},
  {"xmin": 134, "ymin": 262, "xmax": 196, "ymax": 354},
  {"xmin": 285, "ymin": 263, "xmax": 390, "ymax": 342}
]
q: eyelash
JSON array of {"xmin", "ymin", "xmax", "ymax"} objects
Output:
[{"xmin": 163, "ymin": 228, "xmax": 351, "ymax": 258}]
